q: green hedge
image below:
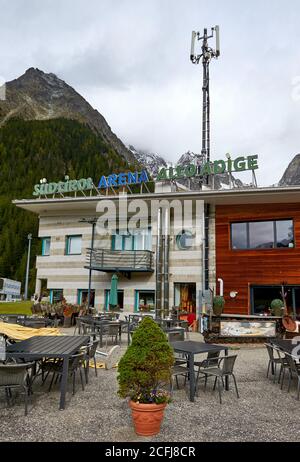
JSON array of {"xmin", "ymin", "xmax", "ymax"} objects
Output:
[{"xmin": 0, "ymin": 301, "xmax": 33, "ymax": 315}]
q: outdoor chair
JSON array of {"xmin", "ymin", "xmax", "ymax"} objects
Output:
[
  {"xmin": 174, "ymin": 352, "xmax": 188, "ymax": 366},
  {"xmin": 74, "ymin": 317, "xmax": 83, "ymax": 335},
  {"xmin": 83, "ymin": 339, "xmax": 99, "ymax": 382},
  {"xmin": 284, "ymin": 353, "xmax": 300, "ymax": 400},
  {"xmin": 265, "ymin": 343, "xmax": 283, "ymax": 383},
  {"xmin": 0, "ymin": 362, "xmax": 35, "ymax": 415},
  {"xmin": 167, "ymin": 329, "xmax": 185, "ymax": 343},
  {"xmin": 181, "ymin": 321, "xmax": 190, "ymax": 339},
  {"xmin": 194, "ymin": 350, "xmax": 221, "ymax": 389},
  {"xmin": 23, "ymin": 320, "xmax": 47, "ymax": 328},
  {"xmin": 272, "ymin": 346, "xmax": 290, "ymax": 390},
  {"xmin": 96, "ymin": 345, "xmax": 121, "ymax": 370},
  {"xmin": 197, "ymin": 355, "xmax": 239, "ymax": 404},
  {"xmin": 80, "ymin": 322, "xmax": 97, "ymax": 339},
  {"xmin": 4, "ymin": 315, "xmax": 18, "ymax": 324},
  {"xmin": 52, "ymin": 318, "xmax": 60, "ymax": 328},
  {"xmin": 171, "ymin": 363, "xmax": 189, "ymax": 393},
  {"xmin": 41, "ymin": 353, "xmax": 86, "ymax": 395},
  {"xmin": 101, "ymin": 323, "xmax": 120, "ymax": 349}
]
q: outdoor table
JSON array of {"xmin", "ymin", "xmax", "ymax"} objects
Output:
[
  {"xmin": 271, "ymin": 338, "xmax": 300, "ymax": 358},
  {"xmin": 6, "ymin": 335, "xmax": 90, "ymax": 410},
  {"xmin": 170, "ymin": 340, "xmax": 228, "ymax": 402},
  {"xmin": 164, "ymin": 327, "xmax": 185, "ymax": 342},
  {"xmin": 161, "ymin": 319, "xmax": 187, "ymax": 329}
]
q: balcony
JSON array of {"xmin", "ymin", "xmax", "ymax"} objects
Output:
[{"xmin": 85, "ymin": 249, "xmax": 154, "ymax": 275}]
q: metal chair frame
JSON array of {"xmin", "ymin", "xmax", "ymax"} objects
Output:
[
  {"xmin": 0, "ymin": 362, "xmax": 35, "ymax": 415},
  {"xmin": 197, "ymin": 355, "xmax": 239, "ymax": 404}
]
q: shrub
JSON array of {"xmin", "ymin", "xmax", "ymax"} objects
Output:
[
  {"xmin": 117, "ymin": 317, "xmax": 174, "ymax": 404},
  {"xmin": 213, "ymin": 296, "xmax": 225, "ymax": 315},
  {"xmin": 270, "ymin": 299, "xmax": 284, "ymax": 316}
]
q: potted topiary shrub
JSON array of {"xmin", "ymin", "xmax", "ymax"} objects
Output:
[
  {"xmin": 270, "ymin": 299, "xmax": 284, "ymax": 317},
  {"xmin": 213, "ymin": 295, "xmax": 225, "ymax": 316},
  {"xmin": 117, "ymin": 317, "xmax": 174, "ymax": 436}
]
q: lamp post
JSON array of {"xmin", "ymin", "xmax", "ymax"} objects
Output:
[
  {"xmin": 79, "ymin": 218, "xmax": 97, "ymax": 312},
  {"xmin": 24, "ymin": 233, "xmax": 32, "ymax": 300}
]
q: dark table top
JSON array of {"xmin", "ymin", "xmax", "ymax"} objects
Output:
[
  {"xmin": 93, "ymin": 319, "xmax": 125, "ymax": 325},
  {"xmin": 171, "ymin": 340, "xmax": 228, "ymax": 355},
  {"xmin": 271, "ymin": 338, "xmax": 300, "ymax": 355},
  {"xmin": 164, "ymin": 327, "xmax": 185, "ymax": 333},
  {"xmin": 6, "ymin": 335, "xmax": 90, "ymax": 359}
]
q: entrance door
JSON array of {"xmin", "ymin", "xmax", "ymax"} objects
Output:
[
  {"xmin": 174, "ymin": 283, "xmax": 196, "ymax": 313},
  {"xmin": 293, "ymin": 288, "xmax": 300, "ymax": 320}
]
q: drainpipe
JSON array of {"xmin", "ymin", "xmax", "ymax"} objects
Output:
[
  {"xmin": 217, "ymin": 278, "xmax": 224, "ymax": 296},
  {"xmin": 163, "ymin": 207, "xmax": 169, "ymax": 318},
  {"xmin": 155, "ymin": 208, "xmax": 162, "ymax": 318},
  {"xmin": 204, "ymin": 204, "xmax": 210, "ymax": 290}
]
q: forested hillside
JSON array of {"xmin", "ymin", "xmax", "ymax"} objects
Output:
[{"xmin": 0, "ymin": 117, "xmax": 130, "ymax": 295}]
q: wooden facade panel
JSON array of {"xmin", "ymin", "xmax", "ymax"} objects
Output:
[{"xmin": 215, "ymin": 203, "xmax": 300, "ymax": 314}]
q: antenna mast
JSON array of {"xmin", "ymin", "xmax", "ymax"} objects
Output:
[{"xmin": 190, "ymin": 26, "xmax": 220, "ymax": 184}]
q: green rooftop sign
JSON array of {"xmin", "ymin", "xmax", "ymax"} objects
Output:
[
  {"xmin": 32, "ymin": 155, "xmax": 259, "ymax": 196},
  {"xmin": 33, "ymin": 177, "xmax": 93, "ymax": 196},
  {"xmin": 156, "ymin": 155, "xmax": 258, "ymax": 181}
]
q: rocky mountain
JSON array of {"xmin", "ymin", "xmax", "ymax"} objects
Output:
[
  {"xmin": 128, "ymin": 145, "xmax": 168, "ymax": 176},
  {"xmin": 279, "ymin": 154, "xmax": 300, "ymax": 186},
  {"xmin": 0, "ymin": 67, "xmax": 136, "ymax": 164}
]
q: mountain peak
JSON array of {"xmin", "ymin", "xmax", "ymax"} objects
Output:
[
  {"xmin": 0, "ymin": 68, "xmax": 136, "ymax": 164},
  {"xmin": 279, "ymin": 154, "xmax": 300, "ymax": 186}
]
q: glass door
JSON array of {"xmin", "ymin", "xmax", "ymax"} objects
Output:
[{"xmin": 293, "ymin": 288, "xmax": 300, "ymax": 320}]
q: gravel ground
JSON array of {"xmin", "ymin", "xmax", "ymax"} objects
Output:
[{"xmin": 0, "ymin": 332, "xmax": 300, "ymax": 442}]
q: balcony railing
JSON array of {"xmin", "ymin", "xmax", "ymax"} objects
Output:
[{"xmin": 85, "ymin": 249, "xmax": 154, "ymax": 273}]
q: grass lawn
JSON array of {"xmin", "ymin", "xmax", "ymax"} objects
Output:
[{"xmin": 0, "ymin": 301, "xmax": 33, "ymax": 315}]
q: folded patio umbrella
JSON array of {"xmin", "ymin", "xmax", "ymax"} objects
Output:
[
  {"xmin": 0, "ymin": 322, "xmax": 62, "ymax": 341},
  {"xmin": 109, "ymin": 273, "xmax": 118, "ymax": 308}
]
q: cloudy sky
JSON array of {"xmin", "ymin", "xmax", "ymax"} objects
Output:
[{"xmin": 0, "ymin": 0, "xmax": 300, "ymax": 185}]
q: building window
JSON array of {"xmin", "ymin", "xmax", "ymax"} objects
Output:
[
  {"xmin": 41, "ymin": 237, "xmax": 51, "ymax": 256},
  {"xmin": 77, "ymin": 289, "xmax": 95, "ymax": 307},
  {"xmin": 105, "ymin": 290, "xmax": 124, "ymax": 310},
  {"xmin": 231, "ymin": 219, "xmax": 294, "ymax": 249},
  {"xmin": 251, "ymin": 285, "xmax": 300, "ymax": 320},
  {"xmin": 276, "ymin": 220, "xmax": 294, "ymax": 247},
  {"xmin": 66, "ymin": 235, "xmax": 82, "ymax": 255},
  {"xmin": 231, "ymin": 222, "xmax": 248, "ymax": 249},
  {"xmin": 112, "ymin": 229, "xmax": 152, "ymax": 251},
  {"xmin": 249, "ymin": 221, "xmax": 274, "ymax": 249},
  {"xmin": 135, "ymin": 290, "xmax": 155, "ymax": 312},
  {"xmin": 50, "ymin": 289, "xmax": 63, "ymax": 304}
]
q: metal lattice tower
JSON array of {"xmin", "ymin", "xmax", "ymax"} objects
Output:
[{"xmin": 190, "ymin": 26, "xmax": 220, "ymax": 182}]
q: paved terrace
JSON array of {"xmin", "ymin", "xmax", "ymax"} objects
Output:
[{"xmin": 0, "ymin": 332, "xmax": 300, "ymax": 442}]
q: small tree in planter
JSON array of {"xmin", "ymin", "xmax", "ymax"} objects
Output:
[
  {"xmin": 270, "ymin": 299, "xmax": 284, "ymax": 317},
  {"xmin": 213, "ymin": 296, "xmax": 225, "ymax": 316},
  {"xmin": 117, "ymin": 317, "xmax": 174, "ymax": 436}
]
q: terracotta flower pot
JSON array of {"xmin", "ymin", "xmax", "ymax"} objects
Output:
[{"xmin": 129, "ymin": 400, "xmax": 167, "ymax": 436}]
